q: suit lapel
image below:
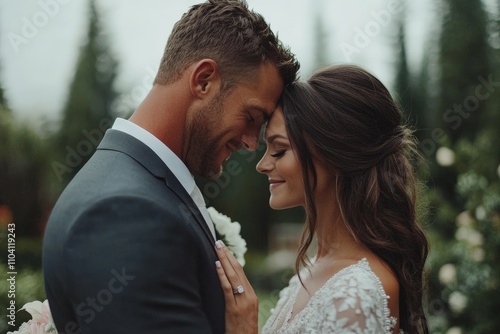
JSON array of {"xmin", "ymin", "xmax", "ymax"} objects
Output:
[
  {"xmin": 163, "ymin": 170, "xmax": 216, "ymax": 244},
  {"xmin": 97, "ymin": 129, "xmax": 216, "ymax": 245}
]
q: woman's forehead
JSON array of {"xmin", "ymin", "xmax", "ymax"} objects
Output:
[{"xmin": 264, "ymin": 107, "xmax": 286, "ymax": 137}]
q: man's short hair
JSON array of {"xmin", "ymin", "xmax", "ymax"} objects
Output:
[{"xmin": 154, "ymin": 0, "xmax": 299, "ymax": 90}]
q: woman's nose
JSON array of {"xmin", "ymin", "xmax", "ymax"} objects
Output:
[{"xmin": 256, "ymin": 153, "xmax": 271, "ymax": 174}]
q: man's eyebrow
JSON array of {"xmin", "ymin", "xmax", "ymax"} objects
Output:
[{"xmin": 265, "ymin": 134, "xmax": 288, "ymax": 143}]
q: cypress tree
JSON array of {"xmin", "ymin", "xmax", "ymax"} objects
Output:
[{"xmin": 54, "ymin": 0, "xmax": 117, "ymax": 184}]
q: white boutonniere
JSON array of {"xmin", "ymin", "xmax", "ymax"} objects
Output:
[
  {"xmin": 207, "ymin": 207, "xmax": 247, "ymax": 267},
  {"xmin": 7, "ymin": 300, "xmax": 58, "ymax": 334}
]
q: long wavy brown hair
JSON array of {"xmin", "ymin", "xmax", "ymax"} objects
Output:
[{"xmin": 281, "ymin": 65, "xmax": 429, "ymax": 334}]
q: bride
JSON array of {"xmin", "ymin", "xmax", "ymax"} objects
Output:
[{"xmin": 215, "ymin": 65, "xmax": 429, "ymax": 334}]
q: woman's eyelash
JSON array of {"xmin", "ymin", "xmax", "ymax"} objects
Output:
[{"xmin": 270, "ymin": 150, "xmax": 286, "ymax": 158}]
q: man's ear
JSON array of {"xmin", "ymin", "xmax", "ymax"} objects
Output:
[{"xmin": 189, "ymin": 59, "xmax": 221, "ymax": 99}]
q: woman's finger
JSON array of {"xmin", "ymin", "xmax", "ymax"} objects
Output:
[
  {"xmin": 221, "ymin": 244, "xmax": 253, "ymax": 291},
  {"xmin": 215, "ymin": 260, "xmax": 237, "ymax": 307},
  {"xmin": 215, "ymin": 240, "xmax": 259, "ymax": 334},
  {"xmin": 218, "ymin": 243, "xmax": 256, "ymax": 298},
  {"xmin": 215, "ymin": 240, "xmax": 244, "ymax": 293}
]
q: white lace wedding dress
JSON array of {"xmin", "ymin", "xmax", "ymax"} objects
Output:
[{"xmin": 261, "ymin": 258, "xmax": 400, "ymax": 334}]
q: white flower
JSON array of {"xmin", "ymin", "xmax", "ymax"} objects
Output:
[
  {"xmin": 497, "ymin": 164, "xmax": 500, "ymax": 179},
  {"xmin": 471, "ymin": 247, "xmax": 485, "ymax": 262},
  {"xmin": 448, "ymin": 291, "xmax": 468, "ymax": 314},
  {"xmin": 438, "ymin": 264, "xmax": 457, "ymax": 286},
  {"xmin": 208, "ymin": 207, "xmax": 233, "ymax": 235},
  {"xmin": 456, "ymin": 211, "xmax": 473, "ymax": 227},
  {"xmin": 446, "ymin": 327, "xmax": 463, "ymax": 334},
  {"xmin": 455, "ymin": 226, "xmax": 469, "ymax": 241},
  {"xmin": 21, "ymin": 300, "xmax": 52, "ymax": 324},
  {"xmin": 7, "ymin": 300, "xmax": 58, "ymax": 334},
  {"xmin": 436, "ymin": 147, "xmax": 455, "ymax": 166},
  {"xmin": 208, "ymin": 207, "xmax": 247, "ymax": 267},
  {"xmin": 455, "ymin": 226, "xmax": 483, "ymax": 247},
  {"xmin": 8, "ymin": 321, "xmax": 47, "ymax": 334},
  {"xmin": 475, "ymin": 206, "xmax": 487, "ymax": 220},
  {"xmin": 466, "ymin": 230, "xmax": 484, "ymax": 247}
]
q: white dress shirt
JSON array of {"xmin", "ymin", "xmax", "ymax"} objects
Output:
[{"xmin": 112, "ymin": 118, "xmax": 216, "ymax": 239}]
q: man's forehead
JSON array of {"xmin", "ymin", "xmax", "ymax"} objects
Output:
[{"xmin": 245, "ymin": 99, "xmax": 275, "ymax": 119}]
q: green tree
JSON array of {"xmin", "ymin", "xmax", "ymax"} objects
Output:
[
  {"xmin": 394, "ymin": 19, "xmax": 411, "ymax": 112},
  {"xmin": 0, "ymin": 77, "xmax": 5, "ymax": 111},
  {"xmin": 0, "ymin": 106, "xmax": 49, "ymax": 236},
  {"xmin": 393, "ymin": 9, "xmax": 433, "ymax": 148},
  {"xmin": 0, "ymin": 21, "xmax": 51, "ymax": 236},
  {"xmin": 428, "ymin": 0, "xmax": 491, "ymax": 212},
  {"xmin": 53, "ymin": 0, "xmax": 118, "ymax": 185},
  {"xmin": 424, "ymin": 1, "xmax": 500, "ymax": 332},
  {"xmin": 312, "ymin": 2, "xmax": 329, "ymax": 72},
  {"xmin": 437, "ymin": 0, "xmax": 490, "ymax": 143},
  {"xmin": 393, "ymin": 16, "xmax": 428, "ymax": 135}
]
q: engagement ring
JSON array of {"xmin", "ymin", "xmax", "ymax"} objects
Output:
[{"xmin": 233, "ymin": 285, "xmax": 245, "ymax": 294}]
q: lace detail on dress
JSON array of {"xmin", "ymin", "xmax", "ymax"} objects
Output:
[{"xmin": 262, "ymin": 258, "xmax": 399, "ymax": 334}]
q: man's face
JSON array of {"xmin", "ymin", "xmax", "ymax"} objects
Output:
[{"xmin": 186, "ymin": 62, "xmax": 284, "ymax": 179}]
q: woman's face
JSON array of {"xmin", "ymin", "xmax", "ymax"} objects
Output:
[{"xmin": 256, "ymin": 107, "xmax": 305, "ymax": 209}]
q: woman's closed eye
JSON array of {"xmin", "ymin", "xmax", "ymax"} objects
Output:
[{"xmin": 270, "ymin": 150, "xmax": 286, "ymax": 158}]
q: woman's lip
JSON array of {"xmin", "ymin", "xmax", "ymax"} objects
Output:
[
  {"xmin": 269, "ymin": 180, "xmax": 285, "ymax": 189},
  {"xmin": 269, "ymin": 179, "xmax": 285, "ymax": 183}
]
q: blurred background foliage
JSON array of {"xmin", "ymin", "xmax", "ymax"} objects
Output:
[{"xmin": 1, "ymin": 0, "xmax": 500, "ymax": 333}]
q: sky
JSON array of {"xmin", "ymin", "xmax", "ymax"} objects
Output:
[{"xmin": 0, "ymin": 0, "xmax": 440, "ymax": 125}]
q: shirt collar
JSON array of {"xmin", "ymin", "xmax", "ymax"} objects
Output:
[{"xmin": 111, "ymin": 118, "xmax": 195, "ymax": 195}]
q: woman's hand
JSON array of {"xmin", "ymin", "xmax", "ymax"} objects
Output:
[{"xmin": 215, "ymin": 240, "xmax": 258, "ymax": 334}]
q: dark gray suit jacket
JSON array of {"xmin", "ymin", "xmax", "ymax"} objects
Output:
[{"xmin": 42, "ymin": 129, "xmax": 225, "ymax": 334}]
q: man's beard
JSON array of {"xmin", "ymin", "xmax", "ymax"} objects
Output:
[{"xmin": 185, "ymin": 98, "xmax": 227, "ymax": 179}]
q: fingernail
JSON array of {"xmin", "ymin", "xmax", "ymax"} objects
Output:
[
  {"xmin": 215, "ymin": 261, "xmax": 221, "ymax": 268},
  {"xmin": 215, "ymin": 240, "xmax": 223, "ymax": 249}
]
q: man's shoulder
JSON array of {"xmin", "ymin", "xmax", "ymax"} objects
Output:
[
  {"xmin": 49, "ymin": 155, "xmax": 183, "ymax": 227},
  {"xmin": 67, "ymin": 148, "xmax": 170, "ymax": 197}
]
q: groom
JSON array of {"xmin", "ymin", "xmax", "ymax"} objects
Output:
[{"xmin": 42, "ymin": 1, "xmax": 299, "ymax": 333}]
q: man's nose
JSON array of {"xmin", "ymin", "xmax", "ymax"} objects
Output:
[{"xmin": 240, "ymin": 134, "xmax": 258, "ymax": 151}]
